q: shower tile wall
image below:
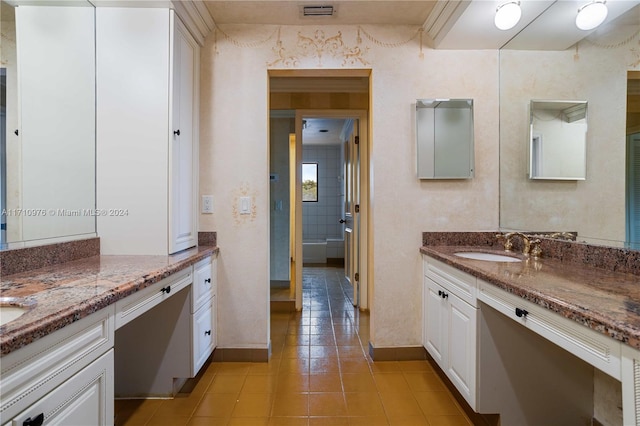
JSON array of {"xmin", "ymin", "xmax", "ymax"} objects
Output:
[{"xmin": 303, "ymin": 145, "xmax": 343, "ymax": 259}]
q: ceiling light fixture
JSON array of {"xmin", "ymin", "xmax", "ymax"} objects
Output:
[
  {"xmin": 494, "ymin": 1, "xmax": 521, "ymax": 31},
  {"xmin": 576, "ymin": 1, "xmax": 608, "ymax": 30},
  {"xmin": 302, "ymin": 5, "xmax": 334, "ymax": 17}
]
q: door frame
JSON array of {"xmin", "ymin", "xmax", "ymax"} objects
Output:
[{"xmin": 293, "ymin": 109, "xmax": 370, "ymax": 311}]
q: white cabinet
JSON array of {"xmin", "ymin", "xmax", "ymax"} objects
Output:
[
  {"xmin": 8, "ymin": 350, "xmax": 114, "ymax": 426},
  {"xmin": 0, "ymin": 308, "xmax": 114, "ymax": 424},
  {"xmin": 97, "ymin": 7, "xmax": 198, "ymax": 255},
  {"xmin": 423, "ymin": 255, "xmax": 478, "ymax": 409},
  {"xmin": 622, "ymin": 345, "xmax": 640, "ymax": 426},
  {"xmin": 191, "ymin": 255, "xmax": 217, "ymax": 375}
]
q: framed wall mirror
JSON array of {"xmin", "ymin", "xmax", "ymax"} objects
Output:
[
  {"xmin": 529, "ymin": 100, "xmax": 587, "ymax": 180},
  {"xmin": 416, "ymin": 99, "xmax": 474, "ymax": 179},
  {"xmin": 0, "ymin": 1, "xmax": 96, "ymax": 249}
]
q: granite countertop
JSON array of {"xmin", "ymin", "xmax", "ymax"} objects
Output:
[
  {"xmin": 421, "ymin": 245, "xmax": 640, "ymax": 350},
  {"xmin": 0, "ymin": 246, "xmax": 218, "ymax": 356}
]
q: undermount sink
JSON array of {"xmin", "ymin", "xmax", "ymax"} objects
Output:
[
  {"xmin": 454, "ymin": 251, "xmax": 522, "ymax": 262},
  {"xmin": 0, "ymin": 297, "xmax": 36, "ymax": 326}
]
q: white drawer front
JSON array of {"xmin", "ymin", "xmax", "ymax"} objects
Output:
[
  {"xmin": 424, "ymin": 256, "xmax": 477, "ymax": 306},
  {"xmin": 192, "ymin": 298, "xmax": 215, "ymax": 376},
  {"xmin": 115, "ymin": 267, "xmax": 192, "ymax": 329},
  {"xmin": 0, "ymin": 307, "xmax": 115, "ymax": 421},
  {"xmin": 192, "ymin": 257, "xmax": 213, "ymax": 313},
  {"xmin": 478, "ymin": 279, "xmax": 621, "ymax": 380}
]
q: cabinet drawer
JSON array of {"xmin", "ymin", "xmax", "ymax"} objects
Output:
[
  {"xmin": 424, "ymin": 256, "xmax": 477, "ymax": 306},
  {"xmin": 478, "ymin": 279, "xmax": 621, "ymax": 380},
  {"xmin": 115, "ymin": 267, "xmax": 192, "ymax": 329},
  {"xmin": 0, "ymin": 307, "xmax": 114, "ymax": 422},
  {"xmin": 192, "ymin": 297, "xmax": 215, "ymax": 376},
  {"xmin": 9, "ymin": 349, "xmax": 113, "ymax": 426},
  {"xmin": 192, "ymin": 257, "xmax": 213, "ymax": 313}
]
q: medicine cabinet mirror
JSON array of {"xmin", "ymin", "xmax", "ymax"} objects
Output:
[
  {"xmin": 529, "ymin": 100, "xmax": 587, "ymax": 180},
  {"xmin": 416, "ymin": 99, "xmax": 474, "ymax": 179}
]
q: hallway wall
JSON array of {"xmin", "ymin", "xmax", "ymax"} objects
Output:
[{"xmin": 199, "ymin": 24, "xmax": 499, "ymax": 352}]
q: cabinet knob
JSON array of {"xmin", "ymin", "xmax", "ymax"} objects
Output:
[
  {"xmin": 205, "ymin": 330, "xmax": 211, "ymax": 336},
  {"xmin": 173, "ymin": 129, "xmax": 181, "ymax": 136},
  {"xmin": 161, "ymin": 286, "xmax": 171, "ymax": 294},
  {"xmin": 437, "ymin": 290, "xmax": 448, "ymax": 299},
  {"xmin": 23, "ymin": 413, "xmax": 44, "ymax": 426},
  {"xmin": 339, "ymin": 219, "xmax": 346, "ymax": 224},
  {"xmin": 515, "ymin": 307, "xmax": 528, "ymax": 318},
  {"xmin": 205, "ymin": 278, "xmax": 211, "ymax": 284}
]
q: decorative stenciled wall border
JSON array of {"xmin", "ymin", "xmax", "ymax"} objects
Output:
[
  {"xmin": 214, "ymin": 25, "xmax": 425, "ymax": 68},
  {"xmin": 579, "ymin": 28, "xmax": 640, "ymax": 67}
]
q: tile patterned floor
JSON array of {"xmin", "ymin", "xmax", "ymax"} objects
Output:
[{"xmin": 115, "ymin": 266, "xmax": 473, "ymax": 426}]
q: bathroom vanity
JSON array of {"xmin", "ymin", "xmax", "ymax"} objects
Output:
[
  {"xmin": 421, "ymin": 240, "xmax": 640, "ymax": 425},
  {"xmin": 0, "ymin": 246, "xmax": 218, "ymax": 425}
]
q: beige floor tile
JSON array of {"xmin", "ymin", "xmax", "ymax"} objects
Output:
[
  {"xmin": 309, "ymin": 416, "xmax": 350, "ymax": 425},
  {"xmin": 369, "ymin": 361, "xmax": 402, "ymax": 373},
  {"xmin": 276, "ymin": 373, "xmax": 310, "ymax": 392},
  {"xmin": 153, "ymin": 396, "xmax": 202, "ymax": 418},
  {"xmin": 248, "ymin": 361, "xmax": 281, "ymax": 375},
  {"xmin": 378, "ymin": 392, "xmax": 424, "ymax": 417},
  {"xmin": 347, "ymin": 416, "xmax": 389, "ymax": 425},
  {"xmin": 271, "ymin": 393, "xmax": 309, "ymax": 416},
  {"xmin": 215, "ymin": 363, "xmax": 253, "ymax": 375},
  {"xmin": 425, "ymin": 415, "xmax": 473, "ymax": 426},
  {"xmin": 282, "ymin": 345, "xmax": 311, "ymax": 359},
  {"xmin": 208, "ymin": 375, "xmax": 246, "ymax": 394},
  {"xmin": 228, "ymin": 417, "xmax": 270, "ymax": 426},
  {"xmin": 339, "ymin": 357, "xmax": 371, "ymax": 374},
  {"xmin": 280, "ymin": 357, "xmax": 311, "ymax": 374},
  {"xmin": 337, "ymin": 345, "xmax": 366, "ymax": 358},
  {"xmin": 344, "ymin": 392, "xmax": 386, "ymax": 417},
  {"xmin": 310, "ymin": 345, "xmax": 339, "ymax": 359},
  {"xmin": 146, "ymin": 414, "xmax": 191, "ymax": 426},
  {"xmin": 310, "ymin": 334, "xmax": 337, "ymax": 346},
  {"xmin": 309, "ymin": 392, "xmax": 348, "ymax": 416},
  {"xmin": 414, "ymin": 392, "xmax": 463, "ymax": 417},
  {"xmin": 310, "ymin": 357, "xmax": 340, "ymax": 374},
  {"xmin": 403, "ymin": 371, "xmax": 447, "ymax": 392},
  {"xmin": 372, "ymin": 373, "xmax": 411, "ymax": 393},
  {"xmin": 309, "ymin": 373, "xmax": 343, "ymax": 392},
  {"xmin": 398, "ymin": 360, "xmax": 434, "ymax": 372},
  {"xmin": 268, "ymin": 417, "xmax": 310, "ymax": 426},
  {"xmin": 193, "ymin": 393, "xmax": 238, "ymax": 418},
  {"xmin": 341, "ymin": 373, "xmax": 377, "ymax": 392},
  {"xmin": 387, "ymin": 415, "xmax": 430, "ymax": 425},
  {"xmin": 241, "ymin": 375, "xmax": 278, "ymax": 393},
  {"xmin": 232, "ymin": 393, "xmax": 274, "ymax": 417},
  {"xmin": 188, "ymin": 417, "xmax": 230, "ymax": 426}
]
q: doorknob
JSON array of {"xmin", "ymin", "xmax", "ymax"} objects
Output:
[{"xmin": 339, "ymin": 219, "xmax": 346, "ymax": 223}]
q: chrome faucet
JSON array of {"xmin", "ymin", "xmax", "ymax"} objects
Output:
[{"xmin": 496, "ymin": 232, "xmax": 541, "ymax": 257}]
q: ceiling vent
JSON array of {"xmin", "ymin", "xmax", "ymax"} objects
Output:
[{"xmin": 302, "ymin": 5, "xmax": 335, "ymax": 17}]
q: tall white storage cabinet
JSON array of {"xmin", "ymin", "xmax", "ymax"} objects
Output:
[{"xmin": 96, "ymin": 7, "xmax": 198, "ymax": 255}]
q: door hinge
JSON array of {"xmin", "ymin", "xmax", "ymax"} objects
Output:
[
  {"xmin": 354, "ymin": 136, "xmax": 359, "ymax": 145},
  {"xmin": 355, "ymin": 272, "xmax": 359, "ymax": 282},
  {"xmin": 355, "ymin": 204, "xmax": 360, "ymax": 213}
]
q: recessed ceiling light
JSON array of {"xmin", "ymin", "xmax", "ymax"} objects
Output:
[
  {"xmin": 494, "ymin": 1, "xmax": 522, "ymax": 31},
  {"xmin": 303, "ymin": 5, "xmax": 334, "ymax": 17},
  {"xmin": 576, "ymin": 1, "xmax": 608, "ymax": 31}
]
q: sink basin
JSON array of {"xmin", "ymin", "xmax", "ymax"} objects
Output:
[
  {"xmin": 454, "ymin": 252, "xmax": 521, "ymax": 262},
  {"xmin": 0, "ymin": 297, "xmax": 36, "ymax": 326}
]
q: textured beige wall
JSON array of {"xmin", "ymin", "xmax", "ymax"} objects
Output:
[
  {"xmin": 500, "ymin": 26, "xmax": 640, "ymax": 245},
  {"xmin": 200, "ymin": 24, "xmax": 499, "ymax": 349}
]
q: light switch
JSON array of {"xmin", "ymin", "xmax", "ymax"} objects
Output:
[
  {"xmin": 202, "ymin": 195, "xmax": 213, "ymax": 214},
  {"xmin": 239, "ymin": 197, "xmax": 251, "ymax": 215}
]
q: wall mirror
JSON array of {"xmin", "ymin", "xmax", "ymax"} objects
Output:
[
  {"xmin": 529, "ymin": 100, "xmax": 587, "ymax": 180},
  {"xmin": 0, "ymin": 0, "xmax": 96, "ymax": 249},
  {"xmin": 416, "ymin": 99, "xmax": 474, "ymax": 179},
  {"xmin": 499, "ymin": 4, "xmax": 640, "ymax": 248}
]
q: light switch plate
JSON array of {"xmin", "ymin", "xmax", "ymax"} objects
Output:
[
  {"xmin": 202, "ymin": 195, "xmax": 213, "ymax": 214},
  {"xmin": 239, "ymin": 197, "xmax": 251, "ymax": 215}
]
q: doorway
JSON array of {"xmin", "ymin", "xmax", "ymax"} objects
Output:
[{"xmin": 268, "ymin": 70, "xmax": 371, "ymax": 315}]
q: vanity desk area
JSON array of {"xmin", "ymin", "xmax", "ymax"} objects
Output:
[
  {"xmin": 420, "ymin": 232, "xmax": 640, "ymax": 425},
  {"xmin": 0, "ymin": 244, "xmax": 219, "ymax": 425}
]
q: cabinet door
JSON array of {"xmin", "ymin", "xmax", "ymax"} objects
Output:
[
  {"xmin": 192, "ymin": 257, "xmax": 213, "ymax": 312},
  {"xmin": 622, "ymin": 345, "xmax": 640, "ymax": 425},
  {"xmin": 169, "ymin": 13, "xmax": 198, "ymax": 254},
  {"xmin": 447, "ymin": 292, "xmax": 477, "ymax": 409},
  {"xmin": 424, "ymin": 278, "xmax": 448, "ymax": 367},
  {"xmin": 192, "ymin": 299, "xmax": 215, "ymax": 376},
  {"xmin": 10, "ymin": 349, "xmax": 113, "ymax": 426}
]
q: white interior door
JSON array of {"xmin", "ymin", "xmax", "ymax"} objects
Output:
[{"xmin": 343, "ymin": 119, "xmax": 360, "ymax": 306}]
